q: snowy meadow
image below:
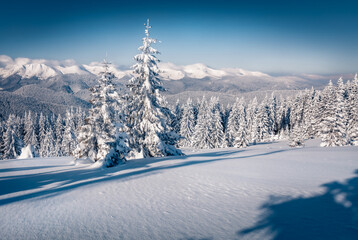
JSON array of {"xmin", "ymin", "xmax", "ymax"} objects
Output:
[{"xmin": 1, "ymin": 140, "xmax": 357, "ymax": 240}]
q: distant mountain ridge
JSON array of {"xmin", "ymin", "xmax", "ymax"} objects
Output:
[
  {"xmin": 0, "ymin": 55, "xmax": 273, "ymax": 81},
  {"xmin": 0, "ymin": 55, "xmax": 342, "ymax": 89},
  {"xmin": 0, "ymin": 55, "xmax": 354, "ymax": 119}
]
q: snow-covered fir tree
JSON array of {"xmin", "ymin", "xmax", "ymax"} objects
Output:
[
  {"xmin": 15, "ymin": 115, "xmax": 25, "ymax": 142},
  {"xmin": 0, "ymin": 122, "xmax": 4, "ymax": 159},
  {"xmin": 269, "ymin": 93, "xmax": 278, "ymax": 136},
  {"xmin": 289, "ymin": 125, "xmax": 305, "ymax": 147},
  {"xmin": 247, "ymin": 97, "xmax": 259, "ymax": 144},
  {"xmin": 225, "ymin": 98, "xmax": 242, "ymax": 147},
  {"xmin": 347, "ymin": 74, "xmax": 358, "ymax": 145},
  {"xmin": 172, "ymin": 99, "xmax": 182, "ymax": 134},
  {"xmin": 23, "ymin": 111, "xmax": 39, "ymax": 151},
  {"xmin": 1, "ymin": 114, "xmax": 24, "ymax": 159},
  {"xmin": 179, "ymin": 98, "xmax": 195, "ymax": 147},
  {"xmin": 319, "ymin": 80, "xmax": 349, "ymax": 147},
  {"xmin": 276, "ymin": 96, "xmax": 289, "ymax": 139},
  {"xmin": 54, "ymin": 114, "xmax": 64, "ymax": 156},
  {"xmin": 126, "ymin": 19, "xmax": 181, "ymax": 158},
  {"xmin": 40, "ymin": 127, "xmax": 56, "ymax": 157},
  {"xmin": 208, "ymin": 97, "xmax": 225, "ymax": 148},
  {"xmin": 233, "ymin": 103, "xmax": 249, "ymax": 148},
  {"xmin": 38, "ymin": 113, "xmax": 47, "ymax": 145},
  {"xmin": 302, "ymin": 88, "xmax": 318, "ymax": 139},
  {"xmin": 192, "ymin": 96, "xmax": 212, "ymax": 149},
  {"xmin": 62, "ymin": 110, "xmax": 77, "ymax": 156},
  {"xmin": 257, "ymin": 97, "xmax": 274, "ymax": 142},
  {"xmin": 75, "ymin": 59, "xmax": 128, "ymax": 167}
]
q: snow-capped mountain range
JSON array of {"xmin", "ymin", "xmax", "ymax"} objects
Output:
[
  {"xmin": 0, "ymin": 55, "xmax": 271, "ymax": 81},
  {"xmin": 0, "ymin": 55, "xmax": 351, "ymax": 119}
]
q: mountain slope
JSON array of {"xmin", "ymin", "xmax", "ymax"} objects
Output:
[
  {"xmin": 0, "ymin": 55, "xmax": 339, "ymax": 93},
  {"xmin": 0, "ymin": 55, "xmax": 351, "ymax": 118}
]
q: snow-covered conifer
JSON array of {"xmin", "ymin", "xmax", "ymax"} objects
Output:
[
  {"xmin": 289, "ymin": 125, "xmax": 305, "ymax": 147},
  {"xmin": 126, "ymin": 19, "xmax": 181, "ymax": 158},
  {"xmin": 269, "ymin": 93, "xmax": 278, "ymax": 136},
  {"xmin": 320, "ymin": 80, "xmax": 349, "ymax": 147},
  {"xmin": 38, "ymin": 113, "xmax": 47, "ymax": 145},
  {"xmin": 172, "ymin": 100, "xmax": 182, "ymax": 134},
  {"xmin": 247, "ymin": 97, "xmax": 259, "ymax": 144},
  {"xmin": 276, "ymin": 96, "xmax": 289, "ymax": 139},
  {"xmin": 233, "ymin": 103, "xmax": 249, "ymax": 148},
  {"xmin": 62, "ymin": 110, "xmax": 77, "ymax": 156},
  {"xmin": 40, "ymin": 127, "xmax": 56, "ymax": 157},
  {"xmin": 209, "ymin": 97, "xmax": 224, "ymax": 148},
  {"xmin": 192, "ymin": 96, "xmax": 212, "ymax": 149},
  {"xmin": 75, "ymin": 59, "xmax": 128, "ymax": 166},
  {"xmin": 23, "ymin": 111, "xmax": 38, "ymax": 150},
  {"xmin": 1, "ymin": 114, "xmax": 24, "ymax": 159},
  {"xmin": 257, "ymin": 97, "xmax": 273, "ymax": 142},
  {"xmin": 225, "ymin": 98, "xmax": 241, "ymax": 147},
  {"xmin": 347, "ymin": 74, "xmax": 358, "ymax": 145},
  {"xmin": 54, "ymin": 114, "xmax": 64, "ymax": 156},
  {"xmin": 179, "ymin": 98, "xmax": 195, "ymax": 147}
]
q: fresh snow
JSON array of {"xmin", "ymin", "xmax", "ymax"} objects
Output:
[
  {"xmin": 0, "ymin": 140, "xmax": 357, "ymax": 240},
  {"xmin": 18, "ymin": 145, "xmax": 37, "ymax": 159}
]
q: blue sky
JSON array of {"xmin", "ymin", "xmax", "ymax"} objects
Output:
[{"xmin": 0, "ymin": 0, "xmax": 357, "ymax": 74}]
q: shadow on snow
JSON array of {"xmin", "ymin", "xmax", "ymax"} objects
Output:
[
  {"xmin": 238, "ymin": 170, "xmax": 358, "ymax": 240},
  {"xmin": 0, "ymin": 148, "xmax": 293, "ymax": 206}
]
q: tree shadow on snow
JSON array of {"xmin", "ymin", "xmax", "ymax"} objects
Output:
[
  {"xmin": 0, "ymin": 148, "xmax": 294, "ymax": 206},
  {"xmin": 238, "ymin": 170, "xmax": 358, "ymax": 240},
  {"xmin": 0, "ymin": 165, "xmax": 65, "ymax": 173}
]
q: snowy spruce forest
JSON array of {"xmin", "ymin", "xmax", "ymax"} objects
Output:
[{"xmin": 1, "ymin": 22, "xmax": 358, "ymax": 165}]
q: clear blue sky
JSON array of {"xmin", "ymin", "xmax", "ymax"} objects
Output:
[{"xmin": 0, "ymin": 0, "xmax": 357, "ymax": 74}]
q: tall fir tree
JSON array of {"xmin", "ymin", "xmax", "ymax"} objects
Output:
[
  {"xmin": 126, "ymin": 19, "xmax": 181, "ymax": 158},
  {"xmin": 257, "ymin": 97, "xmax": 274, "ymax": 142},
  {"xmin": 23, "ymin": 111, "xmax": 38, "ymax": 150},
  {"xmin": 172, "ymin": 99, "xmax": 182, "ymax": 135},
  {"xmin": 55, "ymin": 114, "xmax": 64, "ymax": 156},
  {"xmin": 75, "ymin": 59, "xmax": 128, "ymax": 167},
  {"xmin": 62, "ymin": 110, "xmax": 77, "ymax": 156},
  {"xmin": 248, "ymin": 97, "xmax": 259, "ymax": 144},
  {"xmin": 192, "ymin": 96, "xmax": 212, "ymax": 149},
  {"xmin": 40, "ymin": 127, "xmax": 56, "ymax": 157},
  {"xmin": 320, "ymin": 80, "xmax": 349, "ymax": 147},
  {"xmin": 0, "ymin": 121, "xmax": 4, "ymax": 159},
  {"xmin": 1, "ymin": 114, "xmax": 24, "ymax": 159},
  {"xmin": 225, "ymin": 98, "xmax": 241, "ymax": 147},
  {"xmin": 233, "ymin": 102, "xmax": 249, "ymax": 148},
  {"xmin": 289, "ymin": 125, "xmax": 305, "ymax": 147},
  {"xmin": 208, "ymin": 97, "xmax": 224, "ymax": 148},
  {"xmin": 179, "ymin": 98, "xmax": 195, "ymax": 147},
  {"xmin": 269, "ymin": 93, "xmax": 278, "ymax": 136},
  {"xmin": 347, "ymin": 74, "xmax": 358, "ymax": 145}
]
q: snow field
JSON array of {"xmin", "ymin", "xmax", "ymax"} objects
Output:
[{"xmin": 0, "ymin": 140, "xmax": 357, "ymax": 240}]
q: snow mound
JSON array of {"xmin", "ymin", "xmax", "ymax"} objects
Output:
[{"xmin": 18, "ymin": 144, "xmax": 38, "ymax": 159}]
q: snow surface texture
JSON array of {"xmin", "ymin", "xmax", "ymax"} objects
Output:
[{"xmin": 0, "ymin": 140, "xmax": 357, "ymax": 240}]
